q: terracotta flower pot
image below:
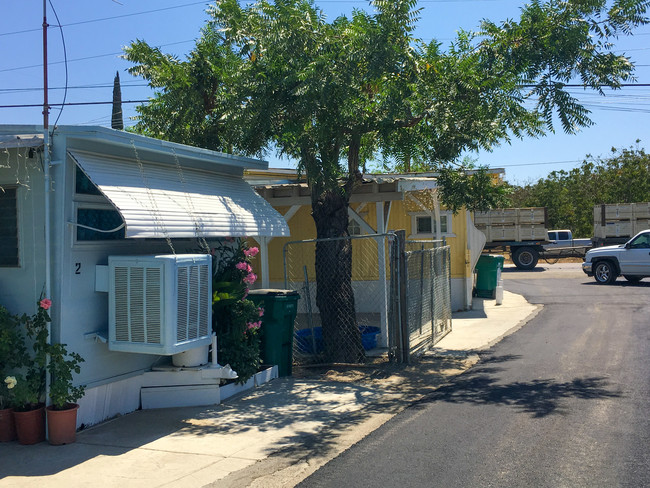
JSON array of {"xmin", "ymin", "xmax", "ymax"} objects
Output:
[
  {"xmin": 14, "ymin": 405, "xmax": 46, "ymax": 445},
  {"xmin": 0, "ymin": 407, "xmax": 17, "ymax": 442},
  {"xmin": 46, "ymin": 404, "xmax": 79, "ymax": 445}
]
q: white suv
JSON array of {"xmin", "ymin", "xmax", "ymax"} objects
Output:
[{"xmin": 583, "ymin": 230, "xmax": 650, "ymax": 284}]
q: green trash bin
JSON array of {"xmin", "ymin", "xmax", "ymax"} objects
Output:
[
  {"xmin": 474, "ymin": 254, "xmax": 504, "ymax": 298},
  {"xmin": 247, "ymin": 289, "xmax": 300, "ymax": 377}
]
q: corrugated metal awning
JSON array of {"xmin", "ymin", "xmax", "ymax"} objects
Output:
[{"xmin": 68, "ymin": 150, "xmax": 290, "ymax": 238}]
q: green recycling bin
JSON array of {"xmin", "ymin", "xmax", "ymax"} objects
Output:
[
  {"xmin": 474, "ymin": 254, "xmax": 504, "ymax": 299},
  {"xmin": 247, "ymin": 289, "xmax": 300, "ymax": 377}
]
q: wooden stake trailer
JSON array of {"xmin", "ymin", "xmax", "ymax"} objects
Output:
[{"xmin": 474, "ymin": 207, "xmax": 551, "ymax": 270}]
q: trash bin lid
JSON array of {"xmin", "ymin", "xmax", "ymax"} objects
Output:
[{"xmin": 247, "ymin": 289, "xmax": 300, "ymax": 297}]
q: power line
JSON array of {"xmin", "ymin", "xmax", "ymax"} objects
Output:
[
  {"xmin": 0, "ymin": 40, "xmax": 195, "ymax": 74},
  {"xmin": 0, "ymin": 1, "xmax": 210, "ymax": 38},
  {"xmin": 0, "ymin": 82, "xmax": 148, "ymax": 94},
  {"xmin": 0, "ymin": 100, "xmax": 149, "ymax": 109},
  {"xmin": 494, "ymin": 159, "xmax": 585, "ymax": 168}
]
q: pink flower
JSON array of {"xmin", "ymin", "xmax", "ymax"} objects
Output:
[
  {"xmin": 236, "ymin": 262, "xmax": 252, "ymax": 273},
  {"xmin": 244, "ymin": 247, "xmax": 259, "ymax": 258},
  {"xmin": 243, "ymin": 288, "xmax": 249, "ymax": 299},
  {"xmin": 258, "ymin": 307, "xmax": 264, "ymax": 317},
  {"xmin": 247, "ymin": 321, "xmax": 262, "ymax": 330},
  {"xmin": 39, "ymin": 298, "xmax": 52, "ymax": 310},
  {"xmin": 242, "ymin": 273, "xmax": 257, "ymax": 285}
]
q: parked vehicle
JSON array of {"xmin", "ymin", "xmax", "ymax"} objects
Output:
[
  {"xmin": 592, "ymin": 203, "xmax": 650, "ymax": 247},
  {"xmin": 541, "ymin": 229, "xmax": 592, "ymax": 260},
  {"xmin": 582, "ymin": 230, "xmax": 650, "ymax": 284},
  {"xmin": 545, "ymin": 230, "xmax": 592, "ymax": 250},
  {"xmin": 474, "ymin": 207, "xmax": 549, "ymax": 270},
  {"xmin": 475, "ymin": 210, "xmax": 590, "ymax": 269}
]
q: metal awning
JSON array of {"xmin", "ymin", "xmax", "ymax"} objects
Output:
[{"xmin": 68, "ymin": 150, "xmax": 290, "ymax": 238}]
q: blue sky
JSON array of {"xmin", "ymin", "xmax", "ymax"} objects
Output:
[{"xmin": 2, "ymin": 0, "xmax": 649, "ymax": 184}]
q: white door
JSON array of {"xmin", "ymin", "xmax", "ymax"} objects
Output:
[{"xmin": 618, "ymin": 233, "xmax": 650, "ymax": 275}]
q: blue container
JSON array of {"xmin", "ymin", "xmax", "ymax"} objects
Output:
[
  {"xmin": 295, "ymin": 327, "xmax": 324, "ymax": 354},
  {"xmin": 295, "ymin": 326, "xmax": 381, "ymax": 354},
  {"xmin": 359, "ymin": 326, "xmax": 381, "ymax": 350}
]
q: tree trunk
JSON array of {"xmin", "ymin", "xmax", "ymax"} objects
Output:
[{"xmin": 312, "ymin": 189, "xmax": 364, "ymax": 363}]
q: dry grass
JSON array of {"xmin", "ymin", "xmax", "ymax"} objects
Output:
[{"xmin": 293, "ymin": 354, "xmax": 478, "ymax": 400}]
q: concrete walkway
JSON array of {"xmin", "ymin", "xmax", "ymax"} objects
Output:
[{"xmin": 0, "ymin": 291, "xmax": 539, "ymax": 488}]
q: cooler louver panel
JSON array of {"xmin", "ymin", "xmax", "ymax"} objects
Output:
[
  {"xmin": 145, "ymin": 268, "xmax": 162, "ymax": 344},
  {"xmin": 177, "ymin": 267, "xmax": 189, "ymax": 342},
  {"xmin": 108, "ymin": 255, "xmax": 212, "ymax": 355}
]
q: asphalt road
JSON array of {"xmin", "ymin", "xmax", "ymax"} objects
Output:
[{"xmin": 298, "ymin": 263, "xmax": 650, "ymax": 488}]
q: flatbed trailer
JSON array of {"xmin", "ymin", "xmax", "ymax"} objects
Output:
[{"xmin": 483, "ymin": 240, "xmax": 549, "ymax": 270}]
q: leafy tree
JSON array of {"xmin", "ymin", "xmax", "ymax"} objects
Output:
[
  {"xmin": 125, "ymin": 0, "xmax": 649, "ymax": 362},
  {"xmin": 437, "ymin": 166, "xmax": 512, "ymax": 213},
  {"xmin": 510, "ymin": 144, "xmax": 650, "ymax": 236}
]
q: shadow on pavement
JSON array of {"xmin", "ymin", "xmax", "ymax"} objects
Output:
[
  {"xmin": 0, "ymin": 356, "xmax": 476, "ymax": 480},
  {"xmin": 414, "ymin": 353, "xmax": 622, "ymax": 418},
  {"xmin": 582, "ymin": 280, "xmax": 650, "ymax": 287},
  {"xmin": 501, "ymin": 267, "xmax": 546, "ymax": 274}
]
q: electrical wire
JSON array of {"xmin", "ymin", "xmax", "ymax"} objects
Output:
[
  {"xmin": 0, "ymin": 82, "xmax": 147, "ymax": 94},
  {"xmin": 0, "ymin": 1, "xmax": 210, "ymax": 38},
  {"xmin": 0, "ymin": 40, "xmax": 195, "ymax": 74},
  {"xmin": 0, "ymin": 100, "xmax": 149, "ymax": 109}
]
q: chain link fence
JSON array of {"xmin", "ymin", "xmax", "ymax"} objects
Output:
[
  {"xmin": 283, "ymin": 232, "xmax": 453, "ymax": 366},
  {"xmin": 284, "ymin": 234, "xmax": 393, "ymax": 365},
  {"xmin": 404, "ymin": 245, "xmax": 452, "ymax": 357}
]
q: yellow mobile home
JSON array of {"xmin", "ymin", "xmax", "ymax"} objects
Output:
[{"xmin": 245, "ymin": 170, "xmax": 491, "ymax": 313}]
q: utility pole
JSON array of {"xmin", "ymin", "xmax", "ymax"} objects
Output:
[
  {"xmin": 43, "ymin": 0, "xmax": 49, "ymax": 131},
  {"xmin": 42, "ymin": 0, "xmax": 52, "ymax": 413}
]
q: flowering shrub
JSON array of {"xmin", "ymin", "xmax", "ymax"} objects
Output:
[{"xmin": 212, "ymin": 239, "xmax": 264, "ymax": 383}]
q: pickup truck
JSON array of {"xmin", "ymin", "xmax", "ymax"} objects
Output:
[
  {"xmin": 582, "ymin": 229, "xmax": 650, "ymax": 284},
  {"xmin": 545, "ymin": 230, "xmax": 592, "ymax": 250}
]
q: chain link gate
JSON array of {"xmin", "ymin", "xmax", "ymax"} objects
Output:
[
  {"xmin": 283, "ymin": 232, "xmax": 453, "ymax": 366},
  {"xmin": 404, "ymin": 243, "xmax": 453, "ymax": 357}
]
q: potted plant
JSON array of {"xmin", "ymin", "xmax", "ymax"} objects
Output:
[
  {"xmin": 9, "ymin": 369, "xmax": 46, "ymax": 444},
  {"xmin": 0, "ymin": 376, "xmax": 18, "ymax": 442},
  {"xmin": 12, "ymin": 299, "xmax": 50, "ymax": 444},
  {"xmin": 0, "ymin": 304, "xmax": 30, "ymax": 442},
  {"xmin": 7, "ymin": 299, "xmax": 51, "ymax": 444},
  {"xmin": 45, "ymin": 342, "xmax": 85, "ymax": 445}
]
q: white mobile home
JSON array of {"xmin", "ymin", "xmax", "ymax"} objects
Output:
[{"xmin": 0, "ymin": 125, "xmax": 289, "ymax": 427}]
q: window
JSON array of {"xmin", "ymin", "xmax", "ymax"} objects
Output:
[
  {"xmin": 74, "ymin": 164, "xmax": 126, "ymax": 242},
  {"xmin": 76, "ymin": 207, "xmax": 125, "ymax": 241},
  {"xmin": 0, "ymin": 187, "xmax": 19, "ymax": 266},
  {"xmin": 348, "ymin": 218, "xmax": 362, "ymax": 236},
  {"xmin": 630, "ymin": 233, "xmax": 650, "ymax": 249},
  {"xmin": 75, "ymin": 166, "xmax": 102, "ymax": 196},
  {"xmin": 410, "ymin": 212, "xmax": 452, "ymax": 237},
  {"xmin": 416, "ymin": 216, "xmax": 432, "ymax": 234}
]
